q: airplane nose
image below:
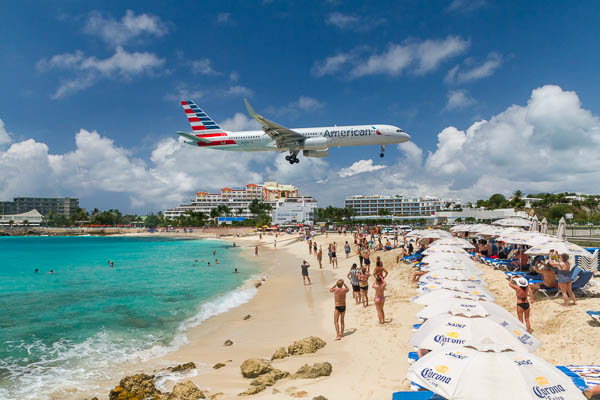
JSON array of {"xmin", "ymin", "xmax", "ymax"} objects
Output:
[{"xmin": 402, "ymin": 131, "xmax": 411, "ymax": 141}]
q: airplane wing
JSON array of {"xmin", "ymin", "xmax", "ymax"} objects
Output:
[
  {"xmin": 176, "ymin": 131, "xmax": 212, "ymax": 143},
  {"xmin": 244, "ymin": 99, "xmax": 305, "ymax": 149}
]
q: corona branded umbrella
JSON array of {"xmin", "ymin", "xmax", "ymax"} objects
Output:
[
  {"xmin": 429, "ymin": 237, "xmax": 476, "ymax": 249},
  {"xmin": 409, "ymin": 314, "xmax": 540, "ymax": 353},
  {"xmin": 421, "ymin": 253, "xmax": 476, "ymax": 266},
  {"xmin": 418, "ymin": 280, "xmax": 494, "ymax": 299},
  {"xmin": 419, "ymin": 262, "xmax": 483, "ymax": 276},
  {"xmin": 492, "ymin": 217, "xmax": 532, "ymax": 227},
  {"xmin": 416, "ymin": 298, "xmax": 526, "ymax": 330},
  {"xmin": 411, "ymin": 289, "xmax": 484, "ymax": 306},
  {"xmin": 407, "ymin": 345, "xmax": 585, "ymax": 399},
  {"xmin": 420, "ymin": 270, "xmax": 487, "ymax": 286}
]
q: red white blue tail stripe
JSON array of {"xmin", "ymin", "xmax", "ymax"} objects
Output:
[{"xmin": 181, "ymin": 100, "xmax": 223, "ymax": 131}]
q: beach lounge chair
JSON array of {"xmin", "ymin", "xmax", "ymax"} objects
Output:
[
  {"xmin": 588, "ymin": 311, "xmax": 600, "ymax": 324},
  {"xmin": 556, "ymin": 366, "xmax": 589, "ymax": 391},
  {"xmin": 577, "ymin": 249, "xmax": 599, "ymax": 273},
  {"xmin": 392, "ymin": 391, "xmax": 443, "ymax": 399},
  {"xmin": 560, "ymin": 365, "xmax": 600, "ymax": 390}
]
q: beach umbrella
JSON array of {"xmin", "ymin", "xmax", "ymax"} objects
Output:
[
  {"xmin": 525, "ymin": 240, "xmax": 592, "ymax": 257},
  {"xmin": 416, "ymin": 298, "xmax": 526, "ymax": 329},
  {"xmin": 409, "ymin": 314, "xmax": 540, "ymax": 353},
  {"xmin": 407, "ymin": 345, "xmax": 584, "ymax": 399},
  {"xmin": 557, "ymin": 216, "xmax": 567, "ymax": 240},
  {"xmin": 420, "ymin": 270, "xmax": 486, "ymax": 285},
  {"xmin": 423, "ymin": 246, "xmax": 470, "ymax": 256},
  {"xmin": 420, "ymin": 262, "xmax": 483, "ymax": 276},
  {"xmin": 411, "ymin": 289, "xmax": 484, "ymax": 306},
  {"xmin": 497, "ymin": 231, "xmax": 556, "ymax": 246},
  {"xmin": 492, "ymin": 217, "xmax": 531, "ymax": 227},
  {"xmin": 418, "ymin": 280, "xmax": 495, "ymax": 300},
  {"xmin": 540, "ymin": 217, "xmax": 548, "ymax": 234},
  {"xmin": 530, "ymin": 215, "xmax": 539, "ymax": 232},
  {"xmin": 429, "ymin": 237, "xmax": 476, "ymax": 249}
]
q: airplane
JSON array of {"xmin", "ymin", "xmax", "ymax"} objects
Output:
[{"xmin": 176, "ymin": 99, "xmax": 410, "ymax": 164}]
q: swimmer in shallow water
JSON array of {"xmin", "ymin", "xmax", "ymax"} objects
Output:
[
  {"xmin": 34, "ymin": 268, "xmax": 39, "ymax": 273},
  {"xmin": 234, "ymin": 268, "xmax": 239, "ymax": 273},
  {"xmin": 49, "ymin": 269, "xmax": 55, "ymax": 274}
]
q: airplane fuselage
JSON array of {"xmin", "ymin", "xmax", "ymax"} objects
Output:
[{"xmin": 193, "ymin": 124, "xmax": 410, "ymax": 152}]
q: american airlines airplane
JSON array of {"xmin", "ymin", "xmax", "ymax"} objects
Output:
[{"xmin": 176, "ymin": 99, "xmax": 410, "ymax": 164}]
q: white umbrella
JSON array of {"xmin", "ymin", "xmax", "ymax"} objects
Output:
[
  {"xmin": 409, "ymin": 314, "xmax": 540, "ymax": 352},
  {"xmin": 497, "ymin": 231, "xmax": 556, "ymax": 246},
  {"xmin": 411, "ymin": 289, "xmax": 484, "ymax": 306},
  {"xmin": 525, "ymin": 240, "xmax": 592, "ymax": 257},
  {"xmin": 429, "ymin": 237, "xmax": 476, "ymax": 249},
  {"xmin": 530, "ymin": 215, "xmax": 539, "ymax": 232},
  {"xmin": 421, "ymin": 253, "xmax": 476, "ymax": 265},
  {"xmin": 557, "ymin": 216, "xmax": 567, "ymax": 240},
  {"xmin": 493, "ymin": 217, "xmax": 532, "ymax": 227},
  {"xmin": 407, "ymin": 345, "xmax": 584, "ymax": 399},
  {"xmin": 416, "ymin": 298, "xmax": 526, "ymax": 330},
  {"xmin": 420, "ymin": 263, "xmax": 483, "ymax": 276},
  {"xmin": 540, "ymin": 217, "xmax": 548, "ymax": 234},
  {"xmin": 418, "ymin": 280, "xmax": 494, "ymax": 298},
  {"xmin": 423, "ymin": 246, "xmax": 470, "ymax": 256},
  {"xmin": 420, "ymin": 270, "xmax": 487, "ymax": 286}
]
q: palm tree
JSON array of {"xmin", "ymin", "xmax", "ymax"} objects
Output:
[
  {"xmin": 22, "ymin": 219, "xmax": 29, "ymax": 227},
  {"xmin": 209, "ymin": 208, "xmax": 222, "ymax": 225},
  {"xmin": 8, "ymin": 220, "xmax": 14, "ymax": 228}
]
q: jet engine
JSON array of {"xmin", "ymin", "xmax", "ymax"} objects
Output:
[
  {"xmin": 302, "ymin": 137, "xmax": 330, "ymax": 150},
  {"xmin": 303, "ymin": 149, "xmax": 328, "ymax": 158}
]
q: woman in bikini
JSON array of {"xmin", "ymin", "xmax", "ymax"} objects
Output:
[
  {"xmin": 509, "ymin": 276, "xmax": 532, "ymax": 333},
  {"xmin": 362, "ymin": 249, "xmax": 371, "ymax": 273},
  {"xmin": 358, "ymin": 267, "xmax": 370, "ymax": 307},
  {"xmin": 373, "ymin": 257, "xmax": 388, "ymax": 282},
  {"xmin": 373, "ymin": 275, "xmax": 387, "ymax": 324},
  {"xmin": 550, "ymin": 253, "xmax": 577, "ymax": 306}
]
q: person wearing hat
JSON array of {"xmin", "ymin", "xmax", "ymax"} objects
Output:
[{"xmin": 509, "ymin": 275, "xmax": 532, "ymax": 333}]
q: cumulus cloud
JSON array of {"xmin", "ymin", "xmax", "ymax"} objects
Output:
[
  {"xmin": 326, "ymin": 12, "xmax": 385, "ymax": 31},
  {"xmin": 312, "ymin": 36, "xmax": 470, "ymax": 78},
  {"xmin": 266, "ymin": 96, "xmax": 324, "ymax": 117},
  {"xmin": 84, "ymin": 10, "xmax": 168, "ymax": 47},
  {"xmin": 189, "ymin": 58, "xmax": 219, "ymax": 75},
  {"xmin": 217, "ymin": 12, "xmax": 232, "ymax": 24},
  {"xmin": 446, "ymin": 0, "xmax": 487, "ymax": 13},
  {"xmin": 0, "ymin": 119, "xmax": 13, "ymax": 147},
  {"xmin": 219, "ymin": 113, "xmax": 260, "ymax": 131},
  {"xmin": 446, "ymin": 52, "xmax": 502, "ymax": 83},
  {"xmin": 338, "ymin": 159, "xmax": 386, "ymax": 177},
  {"xmin": 38, "ymin": 47, "xmax": 165, "ymax": 99},
  {"xmin": 445, "ymin": 89, "xmax": 476, "ymax": 110}
]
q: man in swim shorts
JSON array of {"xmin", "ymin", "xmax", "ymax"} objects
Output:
[{"xmin": 329, "ymin": 279, "xmax": 349, "ymax": 340}]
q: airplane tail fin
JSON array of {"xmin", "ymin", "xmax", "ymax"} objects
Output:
[{"xmin": 181, "ymin": 100, "xmax": 223, "ymax": 132}]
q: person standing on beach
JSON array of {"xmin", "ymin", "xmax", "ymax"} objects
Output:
[
  {"xmin": 373, "ymin": 257, "xmax": 388, "ymax": 281},
  {"xmin": 255, "ymin": 245, "xmax": 259, "ymax": 256},
  {"xmin": 509, "ymin": 276, "xmax": 532, "ymax": 333},
  {"xmin": 300, "ymin": 260, "xmax": 311, "ymax": 285},
  {"xmin": 347, "ymin": 263, "xmax": 360, "ymax": 304},
  {"xmin": 317, "ymin": 246, "xmax": 323, "ymax": 269},
  {"xmin": 329, "ymin": 279, "xmax": 349, "ymax": 340},
  {"xmin": 373, "ymin": 275, "xmax": 387, "ymax": 324},
  {"xmin": 344, "ymin": 241, "xmax": 351, "ymax": 259},
  {"xmin": 331, "ymin": 242, "xmax": 338, "ymax": 268},
  {"xmin": 308, "ymin": 239, "xmax": 312, "ymax": 255},
  {"xmin": 358, "ymin": 267, "xmax": 370, "ymax": 307},
  {"xmin": 313, "ymin": 241, "xmax": 317, "ymax": 256},
  {"xmin": 274, "ymin": 239, "xmax": 277, "ymax": 248},
  {"xmin": 550, "ymin": 253, "xmax": 577, "ymax": 306}
]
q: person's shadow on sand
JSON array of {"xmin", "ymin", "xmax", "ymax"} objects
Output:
[{"xmin": 342, "ymin": 328, "xmax": 357, "ymax": 337}]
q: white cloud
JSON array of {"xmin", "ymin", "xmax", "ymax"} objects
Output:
[
  {"xmin": 164, "ymin": 84, "xmax": 204, "ymax": 102},
  {"xmin": 446, "ymin": 52, "xmax": 502, "ymax": 83},
  {"xmin": 223, "ymin": 85, "xmax": 254, "ymax": 98},
  {"xmin": 338, "ymin": 159, "xmax": 386, "ymax": 177},
  {"xmin": 0, "ymin": 119, "xmax": 13, "ymax": 147},
  {"xmin": 326, "ymin": 12, "xmax": 385, "ymax": 31},
  {"xmin": 313, "ymin": 36, "xmax": 470, "ymax": 78},
  {"xmin": 266, "ymin": 96, "xmax": 324, "ymax": 117},
  {"xmin": 38, "ymin": 47, "xmax": 165, "ymax": 99},
  {"xmin": 219, "ymin": 113, "xmax": 260, "ymax": 131},
  {"xmin": 217, "ymin": 12, "xmax": 232, "ymax": 24},
  {"xmin": 445, "ymin": 89, "xmax": 476, "ymax": 110},
  {"xmin": 446, "ymin": 0, "xmax": 487, "ymax": 13},
  {"xmin": 84, "ymin": 10, "xmax": 168, "ymax": 47},
  {"xmin": 229, "ymin": 71, "xmax": 240, "ymax": 82},
  {"xmin": 189, "ymin": 59, "xmax": 218, "ymax": 75}
]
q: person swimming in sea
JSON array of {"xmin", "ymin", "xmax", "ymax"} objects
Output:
[
  {"xmin": 234, "ymin": 268, "xmax": 239, "ymax": 273},
  {"xmin": 215, "ymin": 259, "xmax": 219, "ymax": 264},
  {"xmin": 34, "ymin": 268, "xmax": 39, "ymax": 273},
  {"xmin": 213, "ymin": 250, "xmax": 216, "ymax": 256},
  {"xmin": 208, "ymin": 262, "xmax": 211, "ymax": 266},
  {"xmin": 49, "ymin": 269, "xmax": 55, "ymax": 274}
]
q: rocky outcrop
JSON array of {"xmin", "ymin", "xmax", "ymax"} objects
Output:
[
  {"xmin": 167, "ymin": 381, "xmax": 206, "ymax": 400},
  {"xmin": 223, "ymin": 339, "xmax": 233, "ymax": 346},
  {"xmin": 238, "ymin": 385, "xmax": 266, "ymax": 396},
  {"xmin": 213, "ymin": 363, "xmax": 226, "ymax": 369},
  {"xmin": 109, "ymin": 373, "xmax": 161, "ymax": 400},
  {"xmin": 250, "ymin": 369, "xmax": 289, "ymax": 386},
  {"xmin": 243, "ymin": 314, "xmax": 252, "ymax": 320},
  {"xmin": 291, "ymin": 362, "xmax": 332, "ymax": 379},
  {"xmin": 240, "ymin": 358, "xmax": 273, "ymax": 378},
  {"xmin": 167, "ymin": 362, "xmax": 197, "ymax": 373},
  {"xmin": 287, "ymin": 337, "xmax": 326, "ymax": 355},
  {"xmin": 271, "ymin": 347, "xmax": 288, "ymax": 360},
  {"xmin": 313, "ymin": 396, "xmax": 328, "ymax": 400}
]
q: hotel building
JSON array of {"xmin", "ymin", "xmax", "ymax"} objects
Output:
[
  {"xmin": 0, "ymin": 197, "xmax": 79, "ymax": 218},
  {"xmin": 344, "ymin": 195, "xmax": 458, "ymax": 217}
]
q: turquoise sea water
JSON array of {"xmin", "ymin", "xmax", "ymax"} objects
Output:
[{"xmin": 0, "ymin": 236, "xmax": 258, "ymax": 400}]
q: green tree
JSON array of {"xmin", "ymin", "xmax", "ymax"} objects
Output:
[
  {"xmin": 144, "ymin": 213, "xmax": 162, "ymax": 228},
  {"xmin": 487, "ymin": 194, "xmax": 508, "ymax": 209}
]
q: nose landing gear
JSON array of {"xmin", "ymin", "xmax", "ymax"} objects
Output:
[{"xmin": 380, "ymin": 145, "xmax": 386, "ymax": 158}]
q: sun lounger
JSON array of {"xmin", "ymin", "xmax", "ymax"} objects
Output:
[
  {"xmin": 588, "ymin": 311, "xmax": 600, "ymax": 324},
  {"xmin": 556, "ymin": 366, "xmax": 589, "ymax": 391},
  {"xmin": 559, "ymin": 365, "xmax": 600, "ymax": 390},
  {"xmin": 392, "ymin": 391, "xmax": 443, "ymax": 400}
]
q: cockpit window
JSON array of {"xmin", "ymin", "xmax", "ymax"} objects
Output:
[{"xmin": 396, "ymin": 129, "xmax": 402, "ymax": 132}]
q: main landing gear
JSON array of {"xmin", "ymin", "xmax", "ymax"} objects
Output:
[
  {"xmin": 380, "ymin": 145, "xmax": 386, "ymax": 158},
  {"xmin": 285, "ymin": 151, "xmax": 300, "ymax": 164}
]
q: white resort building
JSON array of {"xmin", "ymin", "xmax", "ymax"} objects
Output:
[
  {"xmin": 0, "ymin": 209, "xmax": 44, "ymax": 226},
  {"xmin": 344, "ymin": 195, "xmax": 460, "ymax": 217}
]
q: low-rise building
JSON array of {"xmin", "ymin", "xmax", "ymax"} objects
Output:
[
  {"xmin": 0, "ymin": 210, "xmax": 44, "ymax": 226},
  {"xmin": 344, "ymin": 194, "xmax": 458, "ymax": 217},
  {"xmin": 272, "ymin": 196, "xmax": 317, "ymax": 226}
]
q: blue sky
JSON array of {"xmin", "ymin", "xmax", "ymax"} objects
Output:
[{"xmin": 2, "ymin": 0, "xmax": 600, "ymax": 213}]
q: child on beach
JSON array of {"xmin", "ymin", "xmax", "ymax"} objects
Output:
[
  {"xmin": 373, "ymin": 275, "xmax": 387, "ymax": 324},
  {"xmin": 329, "ymin": 279, "xmax": 349, "ymax": 340},
  {"xmin": 509, "ymin": 276, "xmax": 532, "ymax": 333}
]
